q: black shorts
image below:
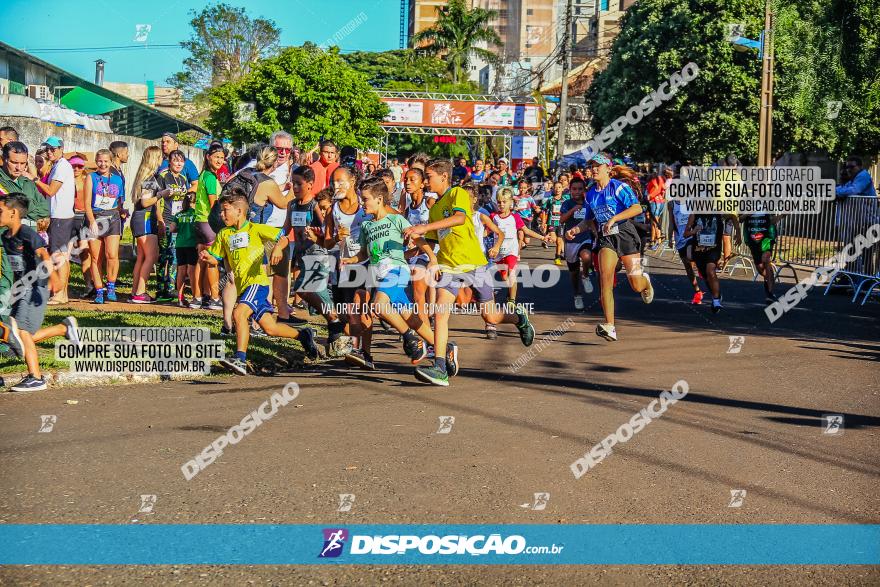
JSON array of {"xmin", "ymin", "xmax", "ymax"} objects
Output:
[
  {"xmin": 549, "ymin": 224, "xmax": 564, "ymax": 237},
  {"xmin": 747, "ymin": 239, "xmax": 774, "ymax": 265},
  {"xmin": 91, "ymin": 210, "xmax": 122, "ymax": 238},
  {"xmin": 48, "ymin": 218, "xmax": 75, "ymax": 253},
  {"xmin": 693, "ymin": 247, "xmax": 722, "ymax": 277},
  {"xmin": 176, "ymin": 247, "xmax": 198, "ymax": 266},
  {"xmin": 597, "ymin": 221, "xmax": 641, "ymax": 257},
  {"xmin": 131, "ymin": 208, "xmax": 159, "ymax": 238}
]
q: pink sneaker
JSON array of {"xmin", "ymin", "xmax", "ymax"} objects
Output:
[
  {"xmin": 691, "ymin": 291, "xmax": 704, "ymax": 305},
  {"xmin": 130, "ymin": 293, "xmax": 154, "ymax": 304}
]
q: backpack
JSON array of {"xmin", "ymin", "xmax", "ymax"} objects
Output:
[{"xmin": 208, "ymin": 167, "xmax": 272, "ymax": 233}]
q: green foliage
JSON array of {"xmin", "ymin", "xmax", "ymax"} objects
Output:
[
  {"xmin": 585, "ymin": 0, "xmax": 880, "ymax": 162},
  {"xmin": 411, "ymin": 0, "xmax": 502, "ymax": 84},
  {"xmin": 168, "ymin": 3, "xmax": 280, "ymax": 99},
  {"xmin": 341, "ymin": 49, "xmax": 449, "ymax": 89},
  {"xmin": 206, "ymin": 46, "xmax": 388, "ymax": 149}
]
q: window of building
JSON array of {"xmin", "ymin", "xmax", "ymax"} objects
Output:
[{"xmin": 526, "ymin": 8, "xmax": 533, "ymax": 15}]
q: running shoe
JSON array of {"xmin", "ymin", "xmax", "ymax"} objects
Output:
[
  {"xmin": 640, "ymin": 273, "xmax": 654, "ymax": 304},
  {"xmin": 298, "ymin": 327, "xmax": 319, "ymax": 361},
  {"xmin": 219, "ymin": 357, "xmax": 248, "ymax": 375},
  {"xmin": 344, "ymin": 349, "xmax": 375, "ymax": 370},
  {"xmin": 106, "ymin": 286, "xmax": 117, "ymax": 302},
  {"xmin": 595, "ymin": 323, "xmax": 618, "ymax": 341},
  {"xmin": 62, "ymin": 316, "xmax": 81, "ymax": 348},
  {"xmin": 765, "ymin": 293, "xmax": 779, "ymax": 305},
  {"xmin": 220, "ymin": 324, "xmax": 234, "ymax": 337},
  {"xmin": 94, "ymin": 289, "xmax": 105, "ymax": 304},
  {"xmin": 0, "ymin": 317, "xmax": 24, "ymax": 358},
  {"xmin": 188, "ymin": 298, "xmax": 203, "ymax": 309},
  {"xmin": 414, "ymin": 364, "xmax": 450, "ymax": 387},
  {"xmin": 403, "ymin": 331, "xmax": 427, "ymax": 364},
  {"xmin": 712, "ymin": 297, "xmax": 723, "ymax": 314},
  {"xmin": 81, "ymin": 287, "xmax": 96, "ymax": 300},
  {"xmin": 11, "ymin": 375, "xmax": 48, "ymax": 392},
  {"xmin": 205, "ymin": 298, "xmax": 223, "ymax": 311},
  {"xmin": 574, "ymin": 295, "xmax": 585, "ymax": 310},
  {"xmin": 250, "ymin": 325, "xmax": 268, "ymax": 338},
  {"xmin": 554, "ymin": 257, "xmax": 563, "ymax": 266},
  {"xmin": 155, "ymin": 290, "xmax": 175, "ymax": 303},
  {"xmin": 178, "ymin": 297, "xmax": 188, "ymax": 308},
  {"xmin": 485, "ymin": 324, "xmax": 497, "ymax": 340},
  {"xmin": 446, "ymin": 341, "xmax": 460, "ymax": 377},
  {"xmin": 130, "ymin": 293, "xmax": 154, "ymax": 304},
  {"xmin": 278, "ymin": 315, "xmax": 308, "ymax": 326},
  {"xmin": 542, "ymin": 241, "xmax": 549, "ymax": 249},
  {"xmin": 691, "ymin": 291, "xmax": 704, "ymax": 305},
  {"xmin": 581, "ymin": 275, "xmax": 593, "ymax": 294},
  {"xmin": 514, "ymin": 306, "xmax": 535, "ymax": 346}
]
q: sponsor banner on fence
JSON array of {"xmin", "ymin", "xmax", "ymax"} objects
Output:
[
  {"xmin": 381, "ymin": 98, "xmax": 541, "ymax": 130},
  {"xmin": 0, "ymin": 524, "xmax": 877, "ymax": 565}
]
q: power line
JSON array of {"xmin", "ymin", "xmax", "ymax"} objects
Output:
[{"xmin": 26, "ymin": 44, "xmax": 181, "ymax": 53}]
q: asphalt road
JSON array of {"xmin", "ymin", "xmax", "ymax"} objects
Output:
[{"xmin": 1, "ymin": 247, "xmax": 878, "ymax": 585}]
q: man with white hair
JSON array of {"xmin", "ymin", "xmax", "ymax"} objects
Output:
[{"xmin": 266, "ymin": 130, "xmax": 300, "ymax": 323}]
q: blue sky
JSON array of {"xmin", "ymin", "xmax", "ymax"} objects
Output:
[{"xmin": 1, "ymin": 0, "xmax": 399, "ymax": 84}]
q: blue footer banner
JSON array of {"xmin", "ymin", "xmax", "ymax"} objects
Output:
[{"xmin": 0, "ymin": 524, "xmax": 877, "ymax": 565}]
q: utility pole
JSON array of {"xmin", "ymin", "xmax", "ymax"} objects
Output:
[
  {"xmin": 555, "ymin": 0, "xmax": 574, "ymax": 170},
  {"xmin": 757, "ymin": 0, "xmax": 775, "ymax": 166}
]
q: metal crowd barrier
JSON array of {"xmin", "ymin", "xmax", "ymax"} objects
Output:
[
  {"xmin": 775, "ymin": 194, "xmax": 880, "ymax": 305},
  {"xmin": 648, "ymin": 196, "xmax": 880, "ymax": 305}
]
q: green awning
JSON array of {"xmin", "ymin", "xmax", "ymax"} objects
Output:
[{"xmin": 59, "ymin": 87, "xmax": 125, "ymax": 115}]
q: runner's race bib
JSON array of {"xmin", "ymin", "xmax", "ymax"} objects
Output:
[
  {"xmin": 9, "ymin": 255, "xmax": 25, "ymax": 273},
  {"xmin": 698, "ymin": 233, "xmax": 717, "ymax": 247},
  {"xmin": 171, "ymin": 200, "xmax": 184, "ymax": 215},
  {"xmin": 604, "ymin": 223, "xmax": 620, "ymax": 236},
  {"xmin": 290, "ymin": 211, "xmax": 308, "ymax": 227},
  {"xmin": 573, "ymin": 208, "xmax": 586, "ymax": 220},
  {"xmin": 229, "ymin": 232, "xmax": 250, "ymax": 250},
  {"xmin": 94, "ymin": 192, "xmax": 116, "ymax": 211}
]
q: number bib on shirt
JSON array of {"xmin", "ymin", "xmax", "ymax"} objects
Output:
[
  {"xmin": 94, "ymin": 192, "xmax": 116, "ymax": 210},
  {"xmin": 290, "ymin": 211, "xmax": 308, "ymax": 227},
  {"xmin": 229, "ymin": 232, "xmax": 250, "ymax": 250},
  {"xmin": 171, "ymin": 200, "xmax": 184, "ymax": 215},
  {"xmin": 604, "ymin": 223, "xmax": 620, "ymax": 236},
  {"xmin": 698, "ymin": 233, "xmax": 717, "ymax": 247},
  {"xmin": 9, "ymin": 255, "xmax": 25, "ymax": 273},
  {"xmin": 573, "ymin": 208, "xmax": 586, "ymax": 220}
]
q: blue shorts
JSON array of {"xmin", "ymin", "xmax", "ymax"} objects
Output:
[
  {"xmin": 649, "ymin": 202, "xmax": 666, "ymax": 219},
  {"xmin": 239, "ymin": 284, "xmax": 274, "ymax": 322},
  {"xmin": 374, "ymin": 265, "xmax": 411, "ymax": 310}
]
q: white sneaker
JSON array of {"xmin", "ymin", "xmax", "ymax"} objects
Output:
[
  {"xmin": 641, "ymin": 273, "xmax": 654, "ymax": 304},
  {"xmin": 581, "ymin": 275, "xmax": 593, "ymax": 294},
  {"xmin": 574, "ymin": 295, "xmax": 584, "ymax": 310},
  {"xmin": 595, "ymin": 323, "xmax": 617, "ymax": 341}
]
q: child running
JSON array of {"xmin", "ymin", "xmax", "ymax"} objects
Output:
[
  {"xmin": 340, "ymin": 177, "xmax": 436, "ymax": 369},
  {"xmin": 560, "ymin": 177, "xmax": 596, "ymax": 309},
  {"xmin": 668, "ymin": 199, "xmax": 703, "ymax": 304},
  {"xmin": 492, "ymin": 188, "xmax": 551, "ymax": 306},
  {"xmin": 541, "ymin": 181, "xmax": 568, "ymax": 265},
  {"xmin": 0, "ymin": 193, "xmax": 80, "ymax": 391},
  {"xmin": 684, "ymin": 213, "xmax": 740, "ymax": 313},
  {"xmin": 399, "ymin": 167, "xmax": 436, "ymax": 324},
  {"xmin": 403, "ymin": 159, "xmax": 535, "ymax": 387},
  {"xmin": 201, "ymin": 192, "xmax": 319, "ymax": 375},
  {"xmin": 565, "ymin": 154, "xmax": 654, "ymax": 341}
]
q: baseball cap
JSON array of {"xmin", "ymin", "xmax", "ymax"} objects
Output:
[
  {"xmin": 44, "ymin": 136, "xmax": 63, "ymax": 148},
  {"xmin": 161, "ymin": 132, "xmax": 178, "ymax": 141},
  {"xmin": 68, "ymin": 155, "xmax": 86, "ymax": 166},
  {"xmin": 498, "ymin": 157, "xmax": 509, "ymax": 164},
  {"xmin": 589, "ymin": 153, "xmax": 612, "ymax": 166}
]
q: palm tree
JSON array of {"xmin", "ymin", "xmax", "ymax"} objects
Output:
[{"xmin": 411, "ymin": 0, "xmax": 503, "ymax": 85}]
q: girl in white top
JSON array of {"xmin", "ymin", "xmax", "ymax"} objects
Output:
[{"xmin": 491, "ymin": 188, "xmax": 551, "ymax": 305}]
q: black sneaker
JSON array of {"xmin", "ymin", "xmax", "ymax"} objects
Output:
[
  {"xmin": 765, "ymin": 293, "xmax": 779, "ymax": 305},
  {"xmin": 403, "ymin": 331, "xmax": 427, "ymax": 364},
  {"xmin": 298, "ymin": 327, "xmax": 319, "ymax": 361},
  {"xmin": 446, "ymin": 341, "xmax": 460, "ymax": 377},
  {"xmin": 514, "ymin": 307, "xmax": 535, "ymax": 346},
  {"xmin": 205, "ymin": 298, "xmax": 223, "ymax": 311},
  {"xmin": 220, "ymin": 324, "xmax": 234, "ymax": 337},
  {"xmin": 219, "ymin": 357, "xmax": 248, "ymax": 375},
  {"xmin": 279, "ymin": 315, "xmax": 308, "ymax": 326},
  {"xmin": 155, "ymin": 290, "xmax": 176, "ymax": 303},
  {"xmin": 11, "ymin": 374, "xmax": 48, "ymax": 392},
  {"xmin": 344, "ymin": 349, "xmax": 375, "ymax": 370},
  {"xmin": 249, "ymin": 325, "xmax": 268, "ymax": 338},
  {"xmin": 414, "ymin": 364, "xmax": 449, "ymax": 387},
  {"xmin": 62, "ymin": 316, "xmax": 81, "ymax": 348}
]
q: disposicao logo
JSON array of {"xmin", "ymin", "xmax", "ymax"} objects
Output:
[{"xmin": 319, "ymin": 528, "xmax": 349, "ymax": 558}]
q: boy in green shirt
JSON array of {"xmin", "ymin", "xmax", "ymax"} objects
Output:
[
  {"xmin": 200, "ymin": 192, "xmax": 318, "ymax": 375},
  {"xmin": 403, "ymin": 159, "xmax": 535, "ymax": 387},
  {"xmin": 168, "ymin": 196, "xmax": 198, "ymax": 307},
  {"xmin": 339, "ymin": 177, "xmax": 436, "ymax": 369}
]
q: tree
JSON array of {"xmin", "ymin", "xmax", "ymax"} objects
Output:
[
  {"xmin": 411, "ymin": 0, "xmax": 502, "ymax": 84},
  {"xmin": 168, "ymin": 3, "xmax": 280, "ymax": 99},
  {"xmin": 341, "ymin": 49, "xmax": 449, "ymax": 89},
  {"xmin": 584, "ymin": 0, "xmax": 879, "ymax": 163},
  {"xmin": 206, "ymin": 45, "xmax": 388, "ymax": 149}
]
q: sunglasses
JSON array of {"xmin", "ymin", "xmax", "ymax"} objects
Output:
[
  {"xmin": 276, "ymin": 147, "xmax": 291, "ymax": 154},
  {"xmin": 72, "ymin": 164, "xmax": 85, "ymax": 169}
]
